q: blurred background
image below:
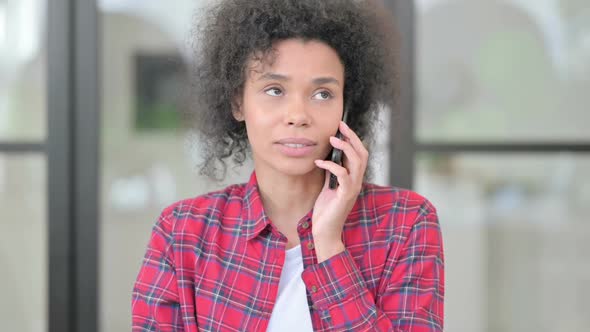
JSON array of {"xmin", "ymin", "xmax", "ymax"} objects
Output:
[{"xmin": 1, "ymin": 0, "xmax": 589, "ymax": 331}]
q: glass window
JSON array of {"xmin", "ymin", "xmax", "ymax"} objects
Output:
[
  {"xmin": 415, "ymin": 153, "xmax": 590, "ymax": 332},
  {"xmin": 0, "ymin": 154, "xmax": 47, "ymax": 332},
  {"xmin": 0, "ymin": 0, "xmax": 46, "ymax": 141},
  {"xmin": 416, "ymin": 0, "xmax": 590, "ymax": 142}
]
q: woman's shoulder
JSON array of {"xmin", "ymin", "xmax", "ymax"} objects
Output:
[
  {"xmin": 155, "ymin": 182, "xmax": 248, "ymax": 231},
  {"xmin": 362, "ymin": 182, "xmax": 436, "ymax": 209},
  {"xmin": 359, "ymin": 182, "xmax": 438, "ymax": 226}
]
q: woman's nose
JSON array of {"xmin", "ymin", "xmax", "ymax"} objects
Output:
[{"xmin": 285, "ymin": 99, "xmax": 311, "ymax": 127}]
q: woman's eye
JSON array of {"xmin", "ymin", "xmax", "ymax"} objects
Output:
[
  {"xmin": 265, "ymin": 88, "xmax": 283, "ymax": 96},
  {"xmin": 313, "ymin": 91, "xmax": 332, "ymax": 100}
]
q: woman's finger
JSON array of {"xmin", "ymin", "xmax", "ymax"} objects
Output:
[
  {"xmin": 329, "ymin": 136, "xmax": 361, "ymax": 173},
  {"xmin": 335, "ymin": 123, "xmax": 368, "ymax": 181},
  {"xmin": 338, "ymin": 121, "xmax": 369, "ymax": 160},
  {"xmin": 314, "ymin": 160, "xmax": 351, "ymax": 191}
]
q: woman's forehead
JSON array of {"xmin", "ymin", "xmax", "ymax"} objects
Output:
[{"xmin": 245, "ymin": 39, "xmax": 344, "ymax": 83}]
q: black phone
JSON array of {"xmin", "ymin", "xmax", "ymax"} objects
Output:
[{"xmin": 328, "ymin": 103, "xmax": 350, "ymax": 189}]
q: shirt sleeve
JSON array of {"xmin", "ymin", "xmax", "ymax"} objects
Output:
[
  {"xmin": 132, "ymin": 212, "xmax": 184, "ymax": 332},
  {"xmin": 301, "ymin": 199, "xmax": 444, "ymax": 331}
]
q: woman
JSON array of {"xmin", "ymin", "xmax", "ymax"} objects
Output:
[{"xmin": 132, "ymin": 0, "xmax": 444, "ymax": 331}]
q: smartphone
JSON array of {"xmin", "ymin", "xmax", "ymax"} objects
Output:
[{"xmin": 328, "ymin": 103, "xmax": 350, "ymax": 189}]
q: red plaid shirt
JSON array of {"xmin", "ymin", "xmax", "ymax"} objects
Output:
[{"xmin": 132, "ymin": 171, "xmax": 444, "ymax": 331}]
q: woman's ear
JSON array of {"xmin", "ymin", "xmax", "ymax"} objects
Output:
[
  {"xmin": 232, "ymin": 108, "xmax": 244, "ymax": 122},
  {"xmin": 232, "ymin": 97, "xmax": 245, "ymax": 122}
]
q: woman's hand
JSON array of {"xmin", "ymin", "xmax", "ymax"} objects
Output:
[{"xmin": 312, "ymin": 120, "xmax": 369, "ymax": 263}]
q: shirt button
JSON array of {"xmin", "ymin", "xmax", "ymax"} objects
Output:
[
  {"xmin": 311, "ymin": 285, "xmax": 318, "ymax": 293},
  {"xmin": 301, "ymin": 221, "xmax": 310, "ymax": 229},
  {"xmin": 307, "ymin": 242, "xmax": 315, "ymax": 250}
]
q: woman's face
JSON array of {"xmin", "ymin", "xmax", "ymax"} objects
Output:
[{"xmin": 236, "ymin": 38, "xmax": 345, "ymax": 177}]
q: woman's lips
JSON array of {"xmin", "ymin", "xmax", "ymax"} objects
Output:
[
  {"xmin": 274, "ymin": 143, "xmax": 316, "ymax": 157},
  {"xmin": 275, "ymin": 137, "xmax": 317, "ymax": 145}
]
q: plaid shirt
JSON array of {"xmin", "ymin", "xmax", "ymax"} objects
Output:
[{"xmin": 132, "ymin": 171, "xmax": 444, "ymax": 331}]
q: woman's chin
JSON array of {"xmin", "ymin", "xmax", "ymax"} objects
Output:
[{"xmin": 273, "ymin": 159, "xmax": 323, "ymax": 177}]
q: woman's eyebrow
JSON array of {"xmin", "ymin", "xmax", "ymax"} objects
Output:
[
  {"xmin": 257, "ymin": 72, "xmax": 340, "ymax": 86},
  {"xmin": 312, "ymin": 77, "xmax": 340, "ymax": 86},
  {"xmin": 258, "ymin": 72, "xmax": 289, "ymax": 82}
]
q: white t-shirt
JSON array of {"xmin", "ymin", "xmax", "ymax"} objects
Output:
[{"xmin": 266, "ymin": 244, "xmax": 314, "ymax": 331}]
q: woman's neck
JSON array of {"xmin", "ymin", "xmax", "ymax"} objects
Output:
[{"xmin": 255, "ymin": 166, "xmax": 325, "ymax": 229}]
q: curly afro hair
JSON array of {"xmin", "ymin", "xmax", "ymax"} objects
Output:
[{"xmin": 187, "ymin": 0, "xmax": 398, "ymax": 181}]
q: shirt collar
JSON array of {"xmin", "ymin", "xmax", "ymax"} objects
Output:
[{"xmin": 241, "ymin": 171, "xmax": 272, "ymax": 240}]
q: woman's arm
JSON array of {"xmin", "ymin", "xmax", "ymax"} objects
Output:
[
  {"xmin": 132, "ymin": 213, "xmax": 184, "ymax": 332},
  {"xmin": 302, "ymin": 200, "xmax": 444, "ymax": 331}
]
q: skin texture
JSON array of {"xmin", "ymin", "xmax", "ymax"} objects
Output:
[{"xmin": 234, "ymin": 39, "xmax": 369, "ymax": 261}]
